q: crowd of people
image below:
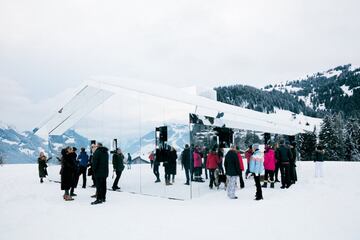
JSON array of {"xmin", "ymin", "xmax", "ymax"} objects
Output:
[
  {"xmin": 173, "ymin": 139, "xmax": 301, "ymax": 200},
  {"xmin": 36, "ymin": 139, "xmax": 326, "ymax": 203}
]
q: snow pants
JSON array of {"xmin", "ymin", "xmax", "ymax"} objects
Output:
[{"xmin": 227, "ymin": 175, "xmax": 237, "ymax": 198}]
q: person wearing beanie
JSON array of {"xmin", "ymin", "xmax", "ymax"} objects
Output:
[{"xmin": 224, "ymin": 145, "xmax": 241, "ymax": 199}]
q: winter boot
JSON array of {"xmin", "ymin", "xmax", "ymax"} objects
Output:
[
  {"xmin": 64, "ymin": 195, "xmax": 74, "ymax": 201},
  {"xmin": 40, "ymin": 178, "xmax": 43, "ymax": 183},
  {"xmin": 255, "ymin": 192, "xmax": 263, "ymax": 200},
  {"xmin": 91, "ymin": 199, "xmax": 103, "ymax": 205},
  {"xmin": 262, "ymin": 182, "xmax": 268, "ymax": 188},
  {"xmin": 270, "ymin": 182, "xmax": 275, "ymax": 188}
]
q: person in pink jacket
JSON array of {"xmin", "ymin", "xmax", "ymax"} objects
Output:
[
  {"xmin": 263, "ymin": 145, "xmax": 276, "ymax": 188},
  {"xmin": 236, "ymin": 146, "xmax": 245, "ymax": 188}
]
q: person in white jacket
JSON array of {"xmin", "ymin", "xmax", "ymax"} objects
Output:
[{"xmin": 314, "ymin": 145, "xmax": 325, "ymax": 177}]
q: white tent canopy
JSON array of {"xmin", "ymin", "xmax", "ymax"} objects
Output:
[{"xmin": 34, "ymin": 77, "xmax": 321, "ymax": 138}]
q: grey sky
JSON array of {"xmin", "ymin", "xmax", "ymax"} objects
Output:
[
  {"xmin": 1, "ymin": 0, "xmax": 359, "ymax": 135},
  {"xmin": 1, "ymin": 0, "xmax": 360, "ymax": 99}
]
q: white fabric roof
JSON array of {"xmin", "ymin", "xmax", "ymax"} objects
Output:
[{"xmin": 35, "ymin": 77, "xmax": 320, "ymax": 138}]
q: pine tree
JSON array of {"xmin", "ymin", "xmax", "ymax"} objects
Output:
[
  {"xmin": 344, "ymin": 119, "xmax": 360, "ymax": 161},
  {"xmin": 332, "ymin": 113, "xmax": 346, "ymax": 160},
  {"xmin": 299, "ymin": 130, "xmax": 317, "ymax": 161},
  {"xmin": 319, "ymin": 114, "xmax": 345, "ymax": 161}
]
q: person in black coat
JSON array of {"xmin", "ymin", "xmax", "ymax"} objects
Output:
[
  {"xmin": 112, "ymin": 148, "xmax": 125, "ymax": 190},
  {"xmin": 153, "ymin": 152, "xmax": 161, "ymax": 183},
  {"xmin": 224, "ymin": 145, "xmax": 241, "ymax": 199},
  {"xmin": 69, "ymin": 147, "xmax": 79, "ymax": 197},
  {"xmin": 169, "ymin": 146, "xmax": 177, "ymax": 183},
  {"xmin": 289, "ymin": 142, "xmax": 297, "ymax": 184},
  {"xmin": 60, "ymin": 147, "xmax": 76, "ymax": 201},
  {"xmin": 275, "ymin": 140, "xmax": 293, "ymax": 189},
  {"xmin": 91, "ymin": 143, "xmax": 109, "ymax": 205},
  {"xmin": 38, "ymin": 152, "xmax": 49, "ymax": 183},
  {"xmin": 162, "ymin": 145, "xmax": 173, "ymax": 186},
  {"xmin": 181, "ymin": 144, "xmax": 191, "ymax": 185}
]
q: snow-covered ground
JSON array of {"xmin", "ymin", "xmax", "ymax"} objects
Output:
[{"xmin": 1, "ymin": 162, "xmax": 359, "ymax": 240}]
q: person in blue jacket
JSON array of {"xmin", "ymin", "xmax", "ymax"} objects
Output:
[
  {"xmin": 249, "ymin": 143, "xmax": 264, "ymax": 200},
  {"xmin": 77, "ymin": 148, "xmax": 89, "ymax": 188}
]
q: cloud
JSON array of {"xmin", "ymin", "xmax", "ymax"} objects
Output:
[
  {"xmin": 1, "ymin": 0, "xmax": 359, "ymax": 99},
  {"xmin": 0, "ymin": 77, "xmax": 76, "ymax": 131}
]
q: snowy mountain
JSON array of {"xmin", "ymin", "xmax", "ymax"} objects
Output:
[
  {"xmin": 124, "ymin": 123, "xmax": 189, "ymax": 158},
  {"xmin": 263, "ymin": 64, "xmax": 360, "ymax": 118},
  {"xmin": 0, "ymin": 123, "xmax": 89, "ymax": 164},
  {"xmin": 216, "ymin": 64, "xmax": 360, "ymax": 119}
]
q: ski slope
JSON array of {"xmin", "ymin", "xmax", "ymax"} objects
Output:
[{"xmin": 0, "ymin": 162, "xmax": 359, "ymax": 240}]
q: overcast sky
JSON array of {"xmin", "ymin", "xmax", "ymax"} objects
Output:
[{"xmin": 1, "ymin": 0, "xmax": 360, "ymax": 136}]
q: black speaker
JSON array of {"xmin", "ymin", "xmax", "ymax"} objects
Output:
[
  {"xmin": 156, "ymin": 126, "xmax": 168, "ymax": 142},
  {"xmin": 264, "ymin": 133, "xmax": 271, "ymax": 145},
  {"xmin": 214, "ymin": 127, "xmax": 233, "ymax": 147},
  {"xmin": 113, "ymin": 139, "xmax": 118, "ymax": 149}
]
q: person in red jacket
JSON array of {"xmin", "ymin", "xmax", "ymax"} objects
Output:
[
  {"xmin": 263, "ymin": 145, "xmax": 276, "ymax": 188},
  {"xmin": 148, "ymin": 151, "xmax": 155, "ymax": 169},
  {"xmin": 236, "ymin": 146, "xmax": 245, "ymax": 188},
  {"xmin": 206, "ymin": 146, "xmax": 220, "ymax": 189},
  {"xmin": 245, "ymin": 145, "xmax": 253, "ymax": 178},
  {"xmin": 193, "ymin": 146, "xmax": 204, "ymax": 182}
]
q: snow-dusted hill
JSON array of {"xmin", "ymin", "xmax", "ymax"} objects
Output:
[
  {"xmin": 0, "ymin": 122, "xmax": 89, "ymax": 164},
  {"xmin": 263, "ymin": 64, "xmax": 360, "ymax": 115},
  {"xmin": 125, "ymin": 123, "xmax": 190, "ymax": 158},
  {"xmin": 0, "ymin": 162, "xmax": 359, "ymax": 240}
]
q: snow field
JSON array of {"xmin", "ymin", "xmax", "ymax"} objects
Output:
[{"xmin": 0, "ymin": 161, "xmax": 359, "ymax": 240}]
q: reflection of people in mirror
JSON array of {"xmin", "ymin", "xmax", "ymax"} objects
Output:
[{"xmin": 127, "ymin": 153, "xmax": 132, "ymax": 169}]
